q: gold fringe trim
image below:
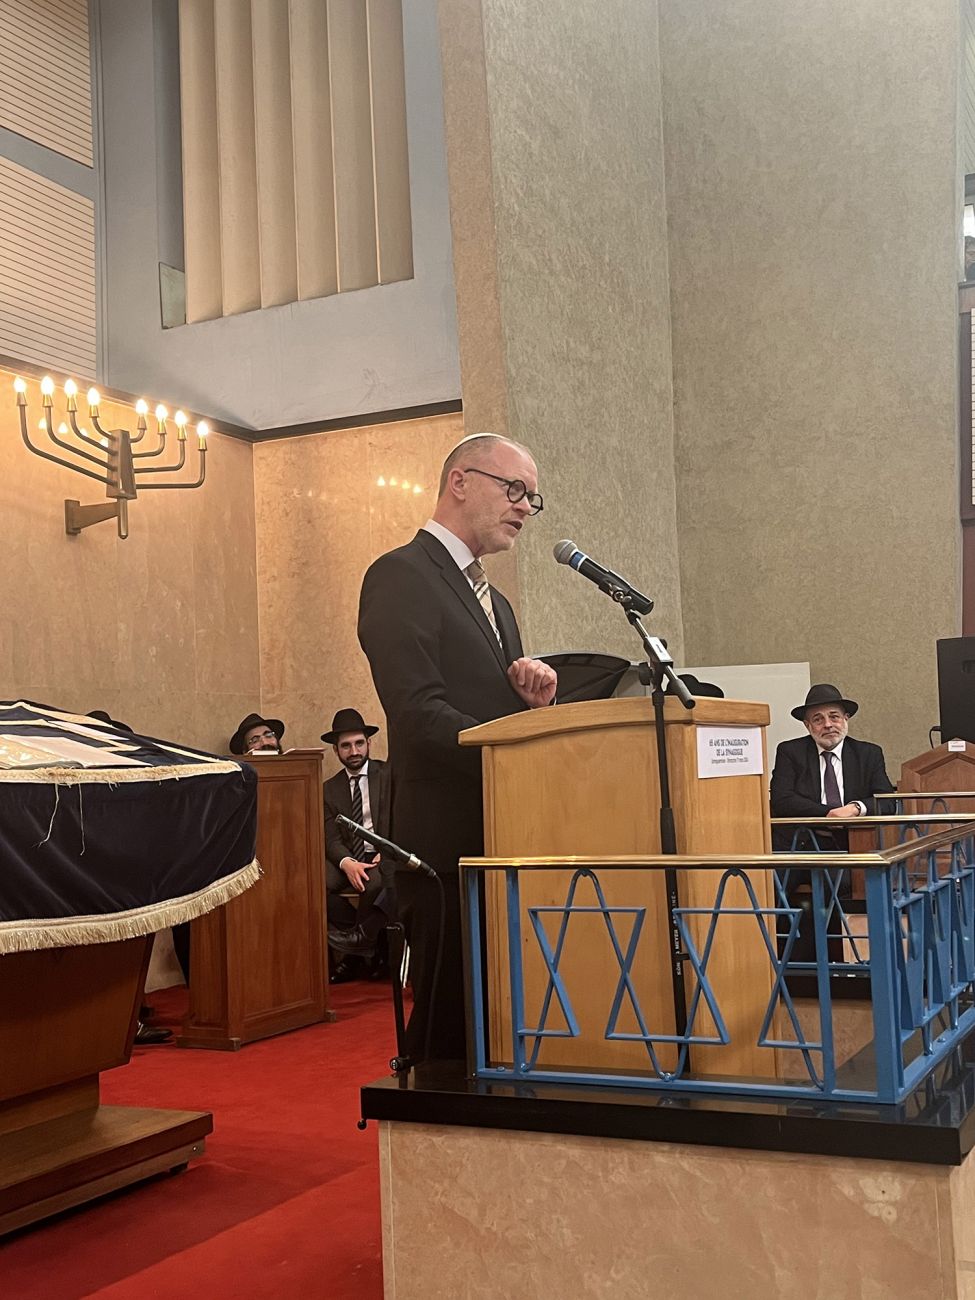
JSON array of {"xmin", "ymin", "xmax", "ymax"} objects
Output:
[
  {"xmin": 0, "ymin": 859, "xmax": 262, "ymax": 955},
  {"xmin": 0, "ymin": 760, "xmax": 242, "ymax": 784}
]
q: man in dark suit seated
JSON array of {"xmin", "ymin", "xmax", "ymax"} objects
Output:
[
  {"xmin": 322, "ymin": 708, "xmax": 394, "ymax": 983},
  {"xmin": 770, "ymin": 683, "xmax": 894, "ymax": 958},
  {"xmin": 770, "ymin": 683, "xmax": 894, "ymax": 842}
]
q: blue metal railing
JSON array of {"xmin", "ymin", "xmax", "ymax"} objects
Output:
[{"xmin": 460, "ymin": 824, "xmax": 975, "ymax": 1105}]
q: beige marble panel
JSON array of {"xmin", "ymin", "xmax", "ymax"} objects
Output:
[
  {"xmin": 253, "ymin": 412, "xmax": 465, "ymax": 767},
  {"xmin": 438, "ymin": 0, "xmax": 684, "ymax": 662},
  {"xmin": 435, "ymin": 0, "xmax": 510, "ymax": 436},
  {"xmin": 781, "ymin": 999, "xmax": 876, "ymax": 1081},
  {"xmin": 659, "ymin": 0, "xmax": 960, "ymax": 772},
  {"xmin": 950, "ymin": 1150, "xmax": 975, "ymax": 1283},
  {"xmin": 0, "ymin": 368, "xmax": 260, "ymax": 754},
  {"xmin": 382, "ymin": 1121, "xmax": 958, "ymax": 1299}
]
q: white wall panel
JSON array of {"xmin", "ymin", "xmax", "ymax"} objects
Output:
[
  {"xmin": 0, "ymin": 155, "xmax": 96, "ymax": 374},
  {"xmin": 0, "ymin": 0, "xmax": 93, "ymax": 166}
]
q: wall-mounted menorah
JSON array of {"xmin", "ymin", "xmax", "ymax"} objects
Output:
[{"xmin": 14, "ymin": 376, "xmax": 209, "ymax": 539}]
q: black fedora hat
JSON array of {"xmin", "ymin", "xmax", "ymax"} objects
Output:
[
  {"xmin": 321, "ymin": 708, "xmax": 379, "ymax": 745},
  {"xmin": 230, "ymin": 712, "xmax": 285, "ymax": 755},
  {"xmin": 791, "ymin": 683, "xmax": 858, "ymax": 722}
]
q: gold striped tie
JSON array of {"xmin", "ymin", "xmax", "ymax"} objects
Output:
[{"xmin": 465, "ymin": 559, "xmax": 503, "ymax": 649}]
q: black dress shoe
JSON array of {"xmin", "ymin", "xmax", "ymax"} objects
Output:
[
  {"xmin": 135, "ymin": 1021, "xmax": 172, "ymax": 1045},
  {"xmin": 327, "ymin": 924, "xmax": 376, "ymax": 958},
  {"xmin": 367, "ymin": 952, "xmax": 390, "ymax": 981},
  {"xmin": 329, "ymin": 956, "xmax": 364, "ymax": 984}
]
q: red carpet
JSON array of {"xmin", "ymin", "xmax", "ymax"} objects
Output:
[{"xmin": 1, "ymin": 982, "xmax": 397, "ymax": 1299}]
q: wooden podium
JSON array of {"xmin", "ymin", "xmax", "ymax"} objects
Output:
[
  {"xmin": 179, "ymin": 750, "xmax": 330, "ymax": 1050},
  {"xmin": 460, "ymin": 696, "xmax": 775, "ymax": 1076},
  {"xmin": 898, "ymin": 740, "xmax": 975, "ymax": 809}
]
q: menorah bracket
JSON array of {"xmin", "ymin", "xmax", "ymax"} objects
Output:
[
  {"xmin": 14, "ymin": 375, "xmax": 208, "ymax": 540},
  {"xmin": 65, "ymin": 498, "xmax": 128, "ymax": 539}
]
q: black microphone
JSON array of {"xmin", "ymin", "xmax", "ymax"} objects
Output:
[
  {"xmin": 553, "ymin": 539, "xmax": 654, "ymax": 617},
  {"xmin": 336, "ymin": 814, "xmax": 438, "ymax": 880}
]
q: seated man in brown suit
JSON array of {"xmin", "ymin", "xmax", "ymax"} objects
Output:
[{"xmin": 322, "ymin": 708, "xmax": 394, "ymax": 983}]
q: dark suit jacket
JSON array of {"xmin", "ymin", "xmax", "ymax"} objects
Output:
[
  {"xmin": 357, "ymin": 529, "xmax": 527, "ymax": 874},
  {"xmin": 770, "ymin": 734, "xmax": 894, "ymax": 833},
  {"xmin": 323, "ymin": 758, "xmax": 391, "ymax": 873}
]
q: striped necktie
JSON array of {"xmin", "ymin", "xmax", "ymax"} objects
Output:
[
  {"xmin": 465, "ymin": 559, "xmax": 503, "ymax": 649},
  {"xmin": 350, "ymin": 775, "xmax": 367, "ymax": 859}
]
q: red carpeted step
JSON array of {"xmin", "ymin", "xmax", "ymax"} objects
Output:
[{"xmin": 1, "ymin": 982, "xmax": 397, "ymax": 1299}]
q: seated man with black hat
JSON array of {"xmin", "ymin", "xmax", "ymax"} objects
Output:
[
  {"xmin": 229, "ymin": 712, "xmax": 285, "ymax": 756},
  {"xmin": 322, "ymin": 708, "xmax": 394, "ymax": 983},
  {"xmin": 771, "ymin": 683, "xmax": 895, "ymax": 960},
  {"xmin": 770, "ymin": 683, "xmax": 894, "ymax": 843}
]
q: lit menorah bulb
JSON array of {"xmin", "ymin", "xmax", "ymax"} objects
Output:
[
  {"xmin": 196, "ymin": 420, "xmax": 209, "ymax": 450},
  {"xmin": 155, "ymin": 403, "xmax": 168, "ymax": 434},
  {"xmin": 135, "ymin": 398, "xmax": 148, "ymax": 430},
  {"xmin": 40, "ymin": 376, "xmax": 55, "ymax": 407},
  {"xmin": 64, "ymin": 378, "xmax": 78, "ymax": 412},
  {"xmin": 174, "ymin": 409, "xmax": 188, "ymax": 441},
  {"xmin": 13, "ymin": 376, "xmax": 26, "ymax": 406},
  {"xmin": 87, "ymin": 387, "xmax": 100, "ymax": 414}
]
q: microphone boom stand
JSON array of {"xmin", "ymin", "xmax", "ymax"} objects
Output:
[{"xmin": 607, "ymin": 585, "xmax": 695, "ymax": 1040}]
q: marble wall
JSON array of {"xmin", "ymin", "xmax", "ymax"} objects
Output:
[
  {"xmin": 380, "ymin": 1121, "xmax": 963, "ymax": 1299},
  {"xmin": 438, "ymin": 0, "xmax": 684, "ymax": 662},
  {"xmin": 658, "ymin": 0, "xmax": 961, "ymax": 771},
  {"xmin": 253, "ymin": 411, "xmax": 465, "ymax": 777},
  {"xmin": 0, "ymin": 369, "xmax": 260, "ymax": 753}
]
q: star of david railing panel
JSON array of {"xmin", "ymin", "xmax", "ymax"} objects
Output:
[{"xmin": 461, "ymin": 824, "xmax": 975, "ymax": 1106}]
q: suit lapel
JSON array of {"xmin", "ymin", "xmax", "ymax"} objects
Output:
[
  {"xmin": 368, "ymin": 764, "xmax": 384, "ymax": 832},
  {"xmin": 415, "ymin": 531, "xmax": 509, "ymax": 671},
  {"xmin": 841, "ymin": 738, "xmax": 858, "ymax": 797},
  {"xmin": 335, "ymin": 772, "xmax": 352, "ymax": 814},
  {"xmin": 804, "ymin": 737, "xmax": 821, "ymax": 801}
]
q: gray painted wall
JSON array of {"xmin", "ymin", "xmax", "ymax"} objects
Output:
[
  {"xmin": 660, "ymin": 0, "xmax": 962, "ymax": 772},
  {"xmin": 95, "ymin": 0, "xmax": 460, "ymax": 428}
]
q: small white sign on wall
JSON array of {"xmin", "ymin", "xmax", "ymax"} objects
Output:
[{"xmin": 697, "ymin": 726, "xmax": 764, "ymax": 779}]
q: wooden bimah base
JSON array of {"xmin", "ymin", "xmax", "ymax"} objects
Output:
[{"xmin": 0, "ymin": 936, "xmax": 209, "ymax": 1237}]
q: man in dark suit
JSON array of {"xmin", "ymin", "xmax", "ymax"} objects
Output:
[
  {"xmin": 770, "ymin": 683, "xmax": 894, "ymax": 959},
  {"xmin": 770, "ymin": 683, "xmax": 894, "ymax": 839},
  {"xmin": 322, "ymin": 708, "xmax": 393, "ymax": 983},
  {"xmin": 358, "ymin": 433, "xmax": 557, "ymax": 1063}
]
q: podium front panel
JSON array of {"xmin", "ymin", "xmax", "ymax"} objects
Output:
[{"xmin": 464, "ymin": 697, "xmax": 777, "ymax": 1078}]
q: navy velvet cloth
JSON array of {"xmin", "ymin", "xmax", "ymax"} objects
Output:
[{"xmin": 0, "ymin": 701, "xmax": 257, "ymax": 925}]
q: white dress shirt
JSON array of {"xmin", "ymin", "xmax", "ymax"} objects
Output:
[{"xmin": 423, "ymin": 519, "xmax": 478, "ymax": 585}]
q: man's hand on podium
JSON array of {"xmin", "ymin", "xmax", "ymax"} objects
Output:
[{"xmin": 507, "ymin": 657, "xmax": 558, "ymax": 709}]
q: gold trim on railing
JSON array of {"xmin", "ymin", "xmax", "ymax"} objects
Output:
[{"xmin": 461, "ymin": 822, "xmax": 975, "ymax": 872}]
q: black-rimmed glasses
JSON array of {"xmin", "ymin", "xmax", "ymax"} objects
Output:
[{"xmin": 463, "ymin": 467, "xmax": 544, "ymax": 515}]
